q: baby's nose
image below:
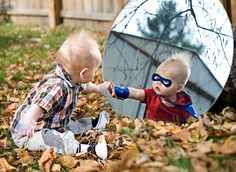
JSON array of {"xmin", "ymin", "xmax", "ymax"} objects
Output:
[{"xmin": 154, "ymin": 80, "xmax": 161, "ymax": 85}]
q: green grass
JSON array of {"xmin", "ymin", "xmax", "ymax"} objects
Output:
[
  {"xmin": 0, "ymin": 69, "xmax": 6, "ymax": 84},
  {"xmin": 169, "ymin": 157, "xmax": 193, "ymax": 170}
]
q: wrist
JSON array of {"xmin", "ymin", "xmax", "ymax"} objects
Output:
[{"xmin": 114, "ymin": 86, "xmax": 129, "ymax": 100}]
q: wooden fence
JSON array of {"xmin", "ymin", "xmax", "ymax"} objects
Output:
[
  {"xmin": 0, "ymin": 0, "xmax": 129, "ymax": 32},
  {"xmin": 0, "ymin": 0, "xmax": 235, "ymax": 33}
]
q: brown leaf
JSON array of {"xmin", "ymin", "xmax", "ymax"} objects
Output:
[
  {"xmin": 109, "ymin": 149, "xmax": 125, "ymax": 159},
  {"xmin": 59, "ymin": 156, "xmax": 79, "ymax": 169},
  {"xmin": 109, "ymin": 143, "xmax": 138, "ymax": 170},
  {"xmin": 197, "ymin": 140, "xmax": 220, "ymax": 154},
  {"xmin": 72, "ymin": 160, "xmax": 100, "ymax": 172},
  {"xmin": 104, "ymin": 131, "xmax": 118, "ymax": 144},
  {"xmin": 221, "ymin": 137, "xmax": 236, "ymax": 155},
  {"xmin": 189, "ymin": 121, "xmax": 208, "ymax": 142},
  {"xmin": 0, "ymin": 158, "xmax": 16, "ymax": 171},
  {"xmin": 76, "ymin": 100, "xmax": 84, "ymax": 108},
  {"xmin": 8, "ymin": 97, "xmax": 20, "ymax": 103},
  {"xmin": 38, "ymin": 148, "xmax": 55, "ymax": 172},
  {"xmin": 172, "ymin": 129, "xmax": 191, "ymax": 143},
  {"xmin": 3, "ymin": 103, "xmax": 17, "ymax": 114}
]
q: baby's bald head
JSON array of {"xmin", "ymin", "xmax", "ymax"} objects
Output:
[
  {"xmin": 158, "ymin": 52, "xmax": 191, "ymax": 86},
  {"xmin": 57, "ymin": 31, "xmax": 101, "ymax": 75}
]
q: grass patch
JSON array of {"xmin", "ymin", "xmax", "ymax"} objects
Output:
[
  {"xmin": 169, "ymin": 157, "xmax": 193, "ymax": 170},
  {"xmin": 31, "ymin": 162, "xmax": 39, "ymax": 170},
  {"xmin": 12, "ymin": 71, "xmax": 22, "ymax": 82},
  {"xmin": 0, "ymin": 69, "xmax": 6, "ymax": 84}
]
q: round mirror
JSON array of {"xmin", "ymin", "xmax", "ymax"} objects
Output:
[{"xmin": 103, "ymin": 0, "xmax": 234, "ymax": 119}]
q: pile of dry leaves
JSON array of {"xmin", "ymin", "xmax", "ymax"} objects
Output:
[{"xmin": 0, "ymin": 82, "xmax": 236, "ymax": 171}]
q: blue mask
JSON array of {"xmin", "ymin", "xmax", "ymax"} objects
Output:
[{"xmin": 152, "ymin": 73, "xmax": 172, "ymax": 88}]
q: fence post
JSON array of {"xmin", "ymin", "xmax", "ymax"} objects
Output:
[
  {"xmin": 231, "ymin": 0, "xmax": 236, "ymax": 27},
  {"xmin": 49, "ymin": 0, "xmax": 61, "ymax": 28}
]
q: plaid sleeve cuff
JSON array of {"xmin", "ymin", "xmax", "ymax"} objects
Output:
[{"xmin": 33, "ymin": 85, "xmax": 64, "ymax": 113}]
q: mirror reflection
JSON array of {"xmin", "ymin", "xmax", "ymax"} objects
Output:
[{"xmin": 103, "ymin": 0, "xmax": 234, "ymax": 119}]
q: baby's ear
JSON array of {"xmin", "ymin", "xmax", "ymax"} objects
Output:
[
  {"xmin": 177, "ymin": 84, "xmax": 184, "ymax": 93},
  {"xmin": 80, "ymin": 68, "xmax": 88, "ymax": 78}
]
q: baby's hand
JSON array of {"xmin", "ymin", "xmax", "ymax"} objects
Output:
[
  {"xmin": 14, "ymin": 118, "xmax": 36, "ymax": 138},
  {"xmin": 98, "ymin": 81, "xmax": 114, "ymax": 96},
  {"xmin": 108, "ymin": 82, "xmax": 117, "ymax": 98}
]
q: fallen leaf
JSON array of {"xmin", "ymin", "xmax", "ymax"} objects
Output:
[
  {"xmin": 221, "ymin": 137, "xmax": 236, "ymax": 155},
  {"xmin": 197, "ymin": 140, "xmax": 220, "ymax": 154},
  {"xmin": 173, "ymin": 129, "xmax": 191, "ymax": 143},
  {"xmin": 3, "ymin": 103, "xmax": 17, "ymax": 114},
  {"xmin": 72, "ymin": 160, "xmax": 100, "ymax": 172},
  {"xmin": 9, "ymin": 97, "xmax": 19, "ymax": 103},
  {"xmin": 59, "ymin": 156, "xmax": 79, "ymax": 169},
  {"xmin": 15, "ymin": 149, "xmax": 34, "ymax": 166},
  {"xmin": 0, "ymin": 158, "xmax": 16, "ymax": 171},
  {"xmin": 38, "ymin": 148, "xmax": 55, "ymax": 172},
  {"xmin": 142, "ymin": 161, "xmax": 165, "ymax": 168},
  {"xmin": 76, "ymin": 100, "xmax": 84, "ymax": 108},
  {"xmin": 109, "ymin": 149, "xmax": 125, "ymax": 159},
  {"xmin": 51, "ymin": 164, "xmax": 61, "ymax": 172}
]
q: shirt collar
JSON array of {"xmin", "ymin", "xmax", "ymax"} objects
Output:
[{"xmin": 55, "ymin": 64, "xmax": 84, "ymax": 91}]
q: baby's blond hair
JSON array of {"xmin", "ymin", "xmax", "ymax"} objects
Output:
[
  {"xmin": 160, "ymin": 52, "xmax": 191, "ymax": 85},
  {"xmin": 57, "ymin": 31, "xmax": 101, "ymax": 75}
]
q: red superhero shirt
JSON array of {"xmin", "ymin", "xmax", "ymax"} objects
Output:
[{"xmin": 143, "ymin": 88, "xmax": 191, "ymax": 125}]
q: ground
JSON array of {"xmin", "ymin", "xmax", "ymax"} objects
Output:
[{"xmin": 0, "ymin": 21, "xmax": 236, "ymax": 172}]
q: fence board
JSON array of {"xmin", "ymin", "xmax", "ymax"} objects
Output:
[
  {"xmin": 94, "ymin": 0, "xmax": 102, "ymax": 12},
  {"xmin": 231, "ymin": 0, "xmax": 236, "ymax": 27},
  {"xmin": 0, "ymin": 9, "xmax": 48, "ymax": 16},
  {"xmin": 103, "ymin": 0, "xmax": 113, "ymax": 13},
  {"xmin": 84, "ymin": 0, "xmax": 93, "ymax": 13},
  {"xmin": 61, "ymin": 11, "xmax": 116, "ymax": 21}
]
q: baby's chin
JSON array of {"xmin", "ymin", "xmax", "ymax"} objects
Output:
[{"xmin": 153, "ymin": 87, "xmax": 161, "ymax": 94}]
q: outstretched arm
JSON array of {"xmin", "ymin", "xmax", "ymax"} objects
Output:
[
  {"xmin": 82, "ymin": 81, "xmax": 112, "ymax": 96},
  {"xmin": 111, "ymin": 85, "xmax": 145, "ymax": 102},
  {"xmin": 128, "ymin": 87, "xmax": 145, "ymax": 101}
]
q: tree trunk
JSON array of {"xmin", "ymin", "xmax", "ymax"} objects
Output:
[{"xmin": 210, "ymin": 27, "xmax": 236, "ymax": 112}]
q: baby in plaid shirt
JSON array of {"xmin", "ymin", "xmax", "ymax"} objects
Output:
[{"xmin": 10, "ymin": 31, "xmax": 110, "ymax": 160}]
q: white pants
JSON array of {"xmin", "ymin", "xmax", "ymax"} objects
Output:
[{"xmin": 12, "ymin": 129, "xmax": 81, "ymax": 155}]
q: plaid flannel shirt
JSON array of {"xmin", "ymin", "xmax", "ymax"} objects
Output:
[{"xmin": 11, "ymin": 64, "xmax": 85, "ymax": 132}]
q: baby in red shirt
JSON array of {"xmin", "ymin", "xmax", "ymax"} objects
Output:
[{"xmin": 111, "ymin": 52, "xmax": 199, "ymax": 125}]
